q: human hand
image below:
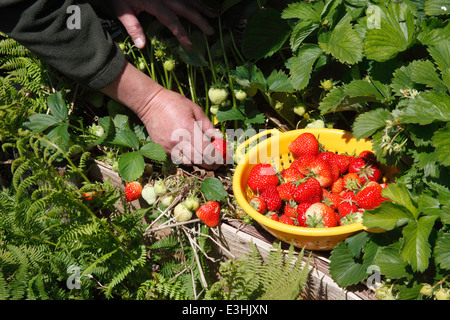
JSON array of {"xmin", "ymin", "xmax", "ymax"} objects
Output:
[
  {"xmin": 142, "ymin": 88, "xmax": 224, "ymax": 169},
  {"xmin": 100, "ymin": 62, "xmax": 224, "ymax": 169},
  {"xmin": 111, "ymin": 0, "xmax": 217, "ymax": 49}
]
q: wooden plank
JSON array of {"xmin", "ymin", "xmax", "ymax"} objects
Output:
[{"xmin": 215, "ymin": 219, "xmax": 376, "ymax": 300}]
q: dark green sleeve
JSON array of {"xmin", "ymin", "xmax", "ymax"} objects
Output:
[{"xmin": 0, "ymin": 0, "xmax": 125, "ymax": 90}]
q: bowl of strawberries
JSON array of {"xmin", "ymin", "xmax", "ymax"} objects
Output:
[{"xmin": 232, "ymin": 128, "xmax": 395, "ymax": 251}]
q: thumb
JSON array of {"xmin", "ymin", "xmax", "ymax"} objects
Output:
[{"xmin": 116, "ymin": 11, "xmax": 146, "ymax": 49}]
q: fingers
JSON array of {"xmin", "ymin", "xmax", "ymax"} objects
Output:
[
  {"xmin": 113, "ymin": 2, "xmax": 146, "ymax": 49},
  {"xmin": 164, "ymin": 0, "xmax": 215, "ymax": 36},
  {"xmin": 144, "ymin": 1, "xmax": 193, "ymax": 49}
]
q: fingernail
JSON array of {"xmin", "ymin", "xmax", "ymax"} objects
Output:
[{"xmin": 135, "ymin": 37, "xmax": 144, "ymax": 48}]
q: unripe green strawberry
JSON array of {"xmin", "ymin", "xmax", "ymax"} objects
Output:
[
  {"xmin": 293, "ymin": 104, "xmax": 306, "ymax": 117},
  {"xmin": 154, "ymin": 179, "xmax": 167, "ymax": 195},
  {"xmin": 142, "ymin": 184, "xmax": 157, "ymax": 205},
  {"xmin": 210, "ymin": 105, "xmax": 219, "ymax": 115},
  {"xmin": 434, "ymin": 288, "xmax": 450, "ymax": 300},
  {"xmin": 174, "ymin": 203, "xmax": 193, "ymax": 222},
  {"xmin": 208, "ymin": 87, "xmax": 228, "ymax": 105},
  {"xmin": 419, "ymin": 284, "xmax": 433, "ymax": 297},
  {"xmin": 160, "ymin": 194, "xmax": 175, "ymax": 208},
  {"xmin": 234, "ymin": 89, "xmax": 247, "ymax": 101},
  {"xmin": 183, "ymin": 195, "xmax": 200, "ymax": 212},
  {"xmin": 163, "ymin": 59, "xmax": 175, "ymax": 71},
  {"xmin": 321, "ymin": 79, "xmax": 334, "ymax": 91}
]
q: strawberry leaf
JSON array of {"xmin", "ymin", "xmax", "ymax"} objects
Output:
[
  {"xmin": 431, "ymin": 124, "xmax": 450, "ymax": 167},
  {"xmin": 139, "ymin": 141, "xmax": 167, "ymax": 162},
  {"xmin": 363, "ymin": 201, "xmax": 414, "ymax": 230},
  {"xmin": 400, "ymin": 215, "xmax": 437, "ymax": 272},
  {"xmin": 364, "ymin": 2, "xmax": 415, "ymax": 62},
  {"xmin": 200, "ymin": 177, "xmax": 227, "ymax": 202},
  {"xmin": 352, "ymin": 108, "xmax": 391, "ymax": 139},
  {"xmin": 434, "ymin": 232, "xmax": 450, "ymax": 270},
  {"xmin": 373, "ymin": 241, "xmax": 409, "ymax": 279},
  {"xmin": 318, "ymin": 21, "xmax": 363, "ymax": 65},
  {"xmin": 118, "ymin": 151, "xmax": 145, "ymax": 182},
  {"xmin": 242, "ymin": 8, "xmax": 291, "ymax": 60},
  {"xmin": 400, "ymin": 91, "xmax": 450, "ymax": 125},
  {"xmin": 286, "ymin": 44, "xmax": 323, "ymax": 90},
  {"xmin": 424, "ymin": 0, "xmax": 450, "ymax": 16}
]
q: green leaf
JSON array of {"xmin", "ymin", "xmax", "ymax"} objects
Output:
[
  {"xmin": 329, "ymin": 241, "xmax": 374, "ymax": 287},
  {"xmin": 410, "ymin": 59, "xmax": 447, "ymax": 92},
  {"xmin": 266, "ymin": 69, "xmax": 294, "ymax": 93},
  {"xmin": 286, "ymin": 44, "xmax": 323, "ymax": 90},
  {"xmin": 289, "ymin": 21, "xmax": 320, "ymax": 52},
  {"xmin": 431, "ymin": 123, "xmax": 450, "ymax": 166},
  {"xmin": 363, "ymin": 201, "xmax": 414, "ymax": 230},
  {"xmin": 427, "ymin": 40, "xmax": 450, "ymax": 74},
  {"xmin": 47, "ymin": 92, "xmax": 68, "ymax": 122},
  {"xmin": 352, "ymin": 108, "xmax": 391, "ymax": 139},
  {"xmin": 318, "ymin": 22, "xmax": 363, "ymax": 65},
  {"xmin": 381, "ymin": 183, "xmax": 419, "ymax": 219},
  {"xmin": 139, "ymin": 141, "xmax": 167, "ymax": 162},
  {"xmin": 364, "ymin": 2, "xmax": 415, "ymax": 62},
  {"xmin": 424, "ymin": 0, "xmax": 450, "ymax": 16},
  {"xmin": 345, "ymin": 231, "xmax": 370, "ymax": 258},
  {"xmin": 391, "ymin": 61, "xmax": 424, "ymax": 96},
  {"xmin": 242, "ymin": 8, "xmax": 291, "ymax": 60},
  {"xmin": 400, "ymin": 215, "xmax": 437, "ymax": 272},
  {"xmin": 110, "ymin": 129, "xmax": 140, "ymax": 150},
  {"xmin": 373, "ymin": 242, "xmax": 409, "ymax": 279},
  {"xmin": 216, "ymin": 105, "xmax": 245, "ymax": 122},
  {"xmin": 24, "ymin": 114, "xmax": 60, "ymax": 133},
  {"xmin": 281, "ymin": 1, "xmax": 321, "ymax": 22},
  {"xmin": 200, "ymin": 177, "xmax": 227, "ymax": 202},
  {"xmin": 400, "ymin": 91, "xmax": 450, "ymax": 125},
  {"xmin": 46, "ymin": 123, "xmax": 70, "ymax": 149},
  {"xmin": 118, "ymin": 151, "xmax": 145, "ymax": 182},
  {"xmin": 344, "ymin": 80, "xmax": 387, "ymax": 101},
  {"xmin": 434, "ymin": 232, "xmax": 450, "ymax": 270}
]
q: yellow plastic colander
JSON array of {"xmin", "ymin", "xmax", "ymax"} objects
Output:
[{"xmin": 232, "ymin": 128, "xmax": 391, "ymax": 251}]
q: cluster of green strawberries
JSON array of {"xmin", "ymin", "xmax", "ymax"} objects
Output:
[{"xmin": 247, "ymin": 132, "xmax": 390, "ymax": 228}]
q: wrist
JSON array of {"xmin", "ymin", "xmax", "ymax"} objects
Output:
[{"xmin": 100, "ymin": 61, "xmax": 164, "ymax": 120}]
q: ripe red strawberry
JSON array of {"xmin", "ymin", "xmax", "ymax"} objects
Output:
[
  {"xmin": 284, "ymin": 201, "xmax": 298, "ymax": 218},
  {"xmin": 266, "ymin": 212, "xmax": 279, "ymax": 221},
  {"xmin": 279, "ymin": 213, "xmax": 297, "ymax": 226},
  {"xmin": 358, "ymin": 163, "xmax": 382, "ymax": 184},
  {"xmin": 288, "ymin": 132, "xmax": 319, "ymax": 157},
  {"xmin": 329, "ymin": 162, "xmax": 340, "ymax": 182},
  {"xmin": 348, "ymin": 157, "xmax": 367, "ymax": 174},
  {"xmin": 211, "ymin": 137, "xmax": 229, "ymax": 163},
  {"xmin": 292, "ymin": 154, "xmax": 316, "ymax": 175},
  {"xmin": 125, "ymin": 181, "xmax": 142, "ymax": 202},
  {"xmin": 280, "ymin": 166, "xmax": 304, "ymax": 183},
  {"xmin": 249, "ymin": 196, "xmax": 267, "ymax": 214},
  {"xmin": 292, "ymin": 177, "xmax": 322, "ymax": 204},
  {"xmin": 247, "ymin": 163, "xmax": 279, "ymax": 192},
  {"xmin": 260, "ymin": 185, "xmax": 282, "ymax": 212},
  {"xmin": 296, "ymin": 202, "xmax": 311, "ymax": 227},
  {"xmin": 322, "ymin": 189, "xmax": 341, "ymax": 211},
  {"xmin": 338, "ymin": 191, "xmax": 359, "ymax": 218},
  {"xmin": 304, "ymin": 158, "xmax": 333, "ymax": 188},
  {"xmin": 342, "ymin": 172, "xmax": 362, "ymax": 191},
  {"xmin": 356, "ymin": 181, "xmax": 383, "ymax": 210},
  {"xmin": 334, "ymin": 154, "xmax": 351, "ymax": 174},
  {"xmin": 196, "ymin": 201, "xmax": 221, "ymax": 227},
  {"xmin": 316, "ymin": 151, "xmax": 337, "ymax": 164},
  {"xmin": 358, "ymin": 150, "xmax": 377, "ymax": 163},
  {"xmin": 331, "ymin": 177, "xmax": 344, "ymax": 194},
  {"xmin": 304, "ymin": 202, "xmax": 338, "ymax": 228},
  {"xmin": 276, "ymin": 182, "xmax": 295, "ymax": 201}
]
